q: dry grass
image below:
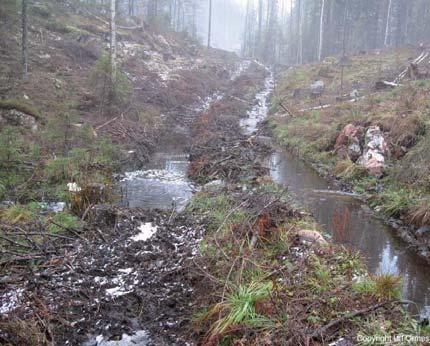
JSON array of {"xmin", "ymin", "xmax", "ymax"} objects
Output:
[
  {"xmin": 395, "ymin": 132, "xmax": 430, "ymax": 189},
  {"xmin": 409, "ymin": 201, "xmax": 430, "ymax": 228},
  {"xmin": 387, "ymin": 114, "xmax": 426, "ymax": 151},
  {"xmin": 0, "ymin": 318, "xmax": 53, "ymax": 346},
  {"xmin": 333, "ymin": 160, "xmax": 367, "ymax": 180}
]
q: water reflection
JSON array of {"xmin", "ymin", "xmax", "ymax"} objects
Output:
[
  {"xmin": 268, "ymin": 150, "xmax": 430, "ymax": 316},
  {"xmin": 121, "ymin": 151, "xmax": 194, "ymax": 211}
]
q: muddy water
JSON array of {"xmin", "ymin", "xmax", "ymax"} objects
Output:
[
  {"xmin": 240, "ymin": 69, "xmax": 274, "ymax": 135},
  {"xmin": 121, "ymin": 147, "xmax": 194, "ymax": 211},
  {"xmin": 267, "ymin": 151, "xmax": 430, "ymax": 317},
  {"xmin": 237, "ymin": 67, "xmax": 430, "ymax": 318}
]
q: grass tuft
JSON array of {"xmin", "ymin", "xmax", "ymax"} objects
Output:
[
  {"xmin": 203, "ymin": 281, "xmax": 273, "ymax": 338},
  {"xmin": 0, "ymin": 99, "xmax": 43, "ymax": 121},
  {"xmin": 374, "ymin": 274, "xmax": 402, "ymax": 301}
]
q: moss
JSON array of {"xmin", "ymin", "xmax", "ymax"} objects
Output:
[
  {"xmin": 0, "ymin": 204, "xmax": 38, "ymax": 224},
  {"xmin": 0, "ymin": 99, "xmax": 43, "ymax": 121},
  {"xmin": 30, "ymin": 4, "xmax": 52, "ymax": 18},
  {"xmin": 47, "ymin": 211, "xmax": 83, "ymax": 233},
  {"xmin": 187, "ymin": 191, "xmax": 246, "ymax": 232},
  {"xmin": 45, "ymin": 20, "xmax": 73, "ymax": 34}
]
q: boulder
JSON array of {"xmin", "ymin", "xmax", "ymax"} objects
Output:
[
  {"xmin": 334, "ymin": 124, "xmax": 363, "ymax": 162},
  {"xmin": 358, "ymin": 126, "xmax": 389, "ymax": 176},
  {"xmin": 310, "ymin": 80, "xmax": 325, "ymax": 97},
  {"xmin": 350, "ymin": 89, "xmax": 359, "ymax": 99},
  {"xmin": 0, "ymin": 109, "xmax": 38, "ymax": 132},
  {"xmin": 296, "ymin": 229, "xmax": 328, "ymax": 245}
]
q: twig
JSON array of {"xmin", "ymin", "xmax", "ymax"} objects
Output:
[
  {"xmin": 307, "ymin": 301, "xmax": 400, "ymax": 344},
  {"xmin": 95, "ymin": 116, "xmax": 118, "ymax": 130},
  {"xmin": 48, "ymin": 220, "xmax": 86, "ymax": 240}
]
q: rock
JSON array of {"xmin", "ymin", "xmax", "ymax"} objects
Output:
[
  {"xmin": 0, "ymin": 109, "xmax": 38, "ymax": 132},
  {"xmin": 347, "ymin": 142, "xmax": 362, "ymax": 162},
  {"xmin": 203, "ymin": 179, "xmax": 225, "ymax": 190},
  {"xmin": 83, "ymin": 330, "xmax": 151, "ymax": 346},
  {"xmin": 310, "ymin": 80, "xmax": 325, "ymax": 97},
  {"xmin": 334, "ymin": 124, "xmax": 363, "ymax": 161},
  {"xmin": 350, "ymin": 89, "xmax": 359, "ymax": 98},
  {"xmin": 293, "ymin": 88, "xmax": 304, "ymax": 98},
  {"xmin": 296, "ymin": 229, "xmax": 328, "ymax": 245},
  {"xmin": 358, "ymin": 126, "xmax": 389, "ymax": 176},
  {"xmin": 417, "ymin": 225, "xmax": 430, "ymax": 237}
]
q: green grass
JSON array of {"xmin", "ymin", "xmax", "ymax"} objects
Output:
[
  {"xmin": 47, "ymin": 211, "xmax": 82, "ymax": 233},
  {"xmin": 374, "ymin": 274, "xmax": 402, "ymax": 301},
  {"xmin": 0, "ymin": 204, "xmax": 39, "ymax": 224},
  {"xmin": 352, "ymin": 278, "xmax": 377, "ymax": 296},
  {"xmin": 204, "ymin": 280, "xmax": 274, "ymax": 337},
  {"xmin": 187, "ymin": 191, "xmax": 247, "ymax": 232},
  {"xmin": 0, "ymin": 99, "xmax": 43, "ymax": 121},
  {"xmin": 352, "ymin": 274, "xmax": 402, "ymax": 301},
  {"xmin": 370, "ymin": 187, "xmax": 418, "ymax": 218}
]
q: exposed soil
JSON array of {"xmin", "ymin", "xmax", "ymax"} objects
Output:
[
  {"xmin": 1, "ymin": 207, "xmax": 206, "ymax": 345},
  {"xmin": 0, "ymin": 59, "xmax": 270, "ymax": 346}
]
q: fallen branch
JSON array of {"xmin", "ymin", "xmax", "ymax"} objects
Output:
[
  {"xmin": 279, "ymin": 101, "xmax": 295, "ymax": 117},
  {"xmin": 84, "ymin": 10, "xmax": 143, "ymax": 30},
  {"xmin": 307, "ymin": 301, "xmax": 402, "ymax": 344},
  {"xmin": 95, "ymin": 116, "xmax": 118, "ymax": 131}
]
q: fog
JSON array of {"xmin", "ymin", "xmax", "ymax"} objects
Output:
[{"xmin": 196, "ymin": 0, "xmax": 247, "ymax": 52}]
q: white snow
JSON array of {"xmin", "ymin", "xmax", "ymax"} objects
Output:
[
  {"xmin": 105, "ymin": 286, "xmax": 133, "ymax": 298},
  {"xmin": 0, "ymin": 288, "xmax": 24, "ymax": 314},
  {"xmin": 230, "ymin": 60, "xmax": 251, "ymax": 80},
  {"xmin": 118, "ymin": 268, "xmax": 133, "ymax": 275},
  {"xmin": 240, "ymin": 68, "xmax": 274, "ymax": 134},
  {"xmin": 131, "ymin": 223, "xmax": 158, "ymax": 242},
  {"xmin": 67, "ymin": 182, "xmax": 81, "ymax": 192}
]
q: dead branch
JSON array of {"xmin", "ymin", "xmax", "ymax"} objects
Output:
[{"xmin": 307, "ymin": 301, "xmax": 392, "ymax": 344}]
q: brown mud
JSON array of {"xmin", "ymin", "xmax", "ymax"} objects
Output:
[{"xmin": 0, "ymin": 60, "xmax": 270, "ymax": 345}]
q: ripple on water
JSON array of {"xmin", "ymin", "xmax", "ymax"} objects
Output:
[{"xmin": 120, "ymin": 154, "xmax": 195, "ymax": 211}]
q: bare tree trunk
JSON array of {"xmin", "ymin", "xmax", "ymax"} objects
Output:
[
  {"xmin": 110, "ymin": 0, "xmax": 117, "ymax": 82},
  {"xmin": 289, "ymin": 0, "xmax": 293, "ymax": 63},
  {"xmin": 128, "ymin": 0, "xmax": 134, "ymax": 16},
  {"xmin": 318, "ymin": 0, "xmax": 325, "ymax": 61},
  {"xmin": 242, "ymin": 0, "xmax": 251, "ymax": 56},
  {"xmin": 256, "ymin": 0, "xmax": 263, "ymax": 57},
  {"xmin": 384, "ymin": 0, "xmax": 392, "ymax": 47},
  {"xmin": 207, "ymin": 0, "xmax": 212, "ymax": 48},
  {"xmin": 297, "ymin": 0, "xmax": 303, "ymax": 64},
  {"xmin": 22, "ymin": 0, "xmax": 28, "ymax": 80}
]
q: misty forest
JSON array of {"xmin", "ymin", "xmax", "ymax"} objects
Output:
[{"xmin": 1, "ymin": 0, "xmax": 430, "ymax": 345}]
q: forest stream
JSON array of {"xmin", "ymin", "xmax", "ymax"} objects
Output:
[{"xmin": 122, "ymin": 66, "xmax": 430, "ymax": 324}]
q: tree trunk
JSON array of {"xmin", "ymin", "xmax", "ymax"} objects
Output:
[
  {"xmin": 22, "ymin": 0, "xmax": 28, "ymax": 80},
  {"xmin": 207, "ymin": 0, "xmax": 212, "ymax": 48},
  {"xmin": 384, "ymin": 0, "xmax": 392, "ymax": 47},
  {"xmin": 318, "ymin": 0, "xmax": 325, "ymax": 61},
  {"xmin": 110, "ymin": 0, "xmax": 117, "ymax": 82},
  {"xmin": 256, "ymin": 0, "xmax": 263, "ymax": 57},
  {"xmin": 297, "ymin": 0, "xmax": 303, "ymax": 65}
]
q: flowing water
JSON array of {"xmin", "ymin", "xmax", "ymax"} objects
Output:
[
  {"xmin": 120, "ymin": 64, "xmax": 430, "ymax": 319},
  {"xmin": 242, "ymin": 69, "xmax": 430, "ymax": 319},
  {"xmin": 267, "ymin": 151, "xmax": 430, "ymax": 318},
  {"xmin": 121, "ymin": 151, "xmax": 194, "ymax": 211},
  {"xmin": 120, "ymin": 147, "xmax": 194, "ymax": 211},
  {"xmin": 240, "ymin": 69, "xmax": 274, "ymax": 135}
]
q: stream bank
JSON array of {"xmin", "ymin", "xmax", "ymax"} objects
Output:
[
  {"xmin": 183, "ymin": 66, "xmax": 427, "ymax": 344},
  {"xmin": 1, "ymin": 57, "xmax": 429, "ymax": 345}
]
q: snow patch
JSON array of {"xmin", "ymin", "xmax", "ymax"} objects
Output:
[
  {"xmin": 0, "ymin": 287, "xmax": 24, "ymax": 314},
  {"xmin": 240, "ymin": 68, "xmax": 275, "ymax": 134},
  {"xmin": 131, "ymin": 223, "xmax": 157, "ymax": 242}
]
